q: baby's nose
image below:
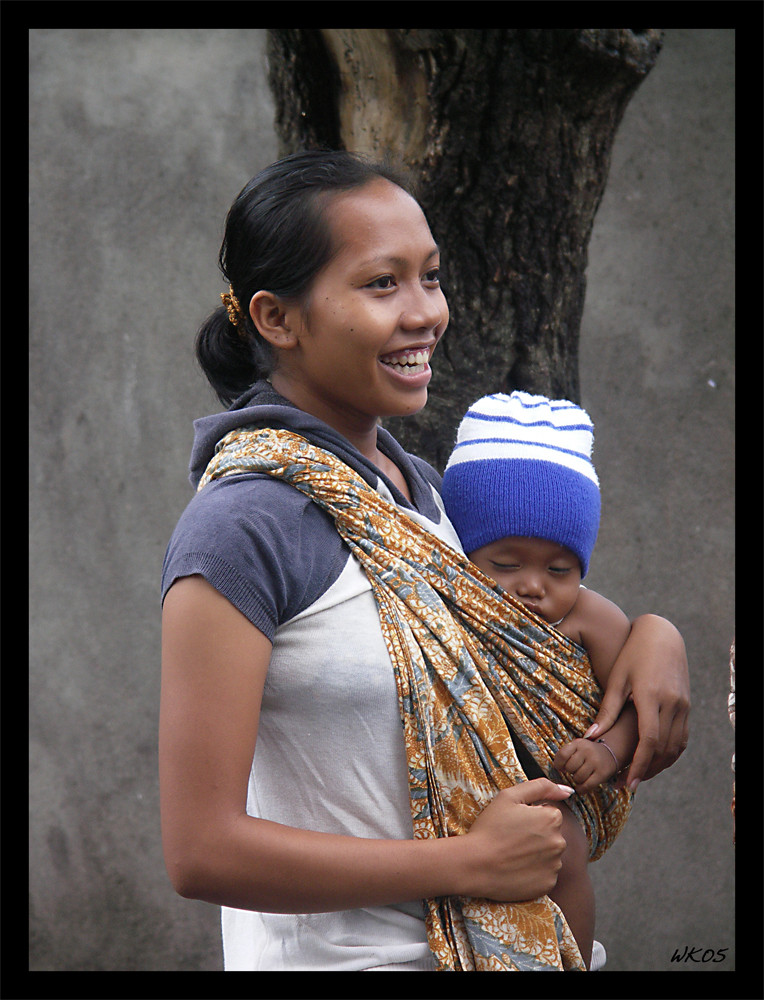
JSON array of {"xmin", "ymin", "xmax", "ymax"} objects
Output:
[{"xmin": 516, "ymin": 573, "xmax": 544, "ymax": 597}]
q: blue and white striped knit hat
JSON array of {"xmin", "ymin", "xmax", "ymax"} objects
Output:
[{"xmin": 441, "ymin": 391, "xmax": 601, "ymax": 577}]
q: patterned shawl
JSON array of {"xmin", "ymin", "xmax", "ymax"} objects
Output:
[{"xmin": 198, "ymin": 426, "xmax": 632, "ymax": 971}]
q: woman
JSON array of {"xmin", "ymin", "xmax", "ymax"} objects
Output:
[{"xmin": 160, "ymin": 150, "xmax": 689, "ymax": 971}]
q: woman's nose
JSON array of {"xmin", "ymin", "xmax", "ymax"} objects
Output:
[{"xmin": 400, "ymin": 285, "xmax": 447, "ymax": 332}]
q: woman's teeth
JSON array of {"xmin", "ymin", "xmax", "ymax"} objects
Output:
[{"xmin": 381, "ymin": 349, "xmax": 430, "ymax": 373}]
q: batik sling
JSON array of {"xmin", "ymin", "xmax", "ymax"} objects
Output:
[{"xmin": 198, "ymin": 426, "xmax": 633, "ymax": 971}]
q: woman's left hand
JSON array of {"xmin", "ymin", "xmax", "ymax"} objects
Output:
[{"xmin": 584, "ymin": 614, "xmax": 690, "ymax": 790}]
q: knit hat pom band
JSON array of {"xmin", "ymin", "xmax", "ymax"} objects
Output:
[{"xmin": 441, "ymin": 392, "xmax": 601, "ymax": 577}]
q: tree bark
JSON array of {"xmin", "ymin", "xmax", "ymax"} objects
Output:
[{"xmin": 266, "ymin": 28, "xmax": 662, "ymax": 470}]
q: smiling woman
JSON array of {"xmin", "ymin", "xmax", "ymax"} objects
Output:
[{"xmin": 160, "ymin": 149, "xmax": 690, "ymax": 973}]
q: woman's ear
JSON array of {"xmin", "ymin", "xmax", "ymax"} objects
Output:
[{"xmin": 249, "ymin": 291, "xmax": 299, "ymax": 349}]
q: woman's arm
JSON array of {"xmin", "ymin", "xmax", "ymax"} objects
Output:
[
  {"xmin": 160, "ymin": 575, "xmax": 574, "ymax": 912},
  {"xmin": 584, "ymin": 614, "xmax": 690, "ymax": 791}
]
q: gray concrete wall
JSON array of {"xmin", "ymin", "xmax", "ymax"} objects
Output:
[{"xmin": 29, "ymin": 29, "xmax": 734, "ymax": 972}]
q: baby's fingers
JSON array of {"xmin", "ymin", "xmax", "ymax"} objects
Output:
[
  {"xmin": 554, "ymin": 743, "xmax": 590, "ymax": 781},
  {"xmin": 552, "ymin": 743, "xmax": 576, "ymax": 770},
  {"xmin": 553, "ymin": 738, "xmax": 590, "ymax": 769}
]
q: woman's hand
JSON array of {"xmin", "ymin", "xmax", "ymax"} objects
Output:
[
  {"xmin": 585, "ymin": 614, "xmax": 690, "ymax": 790},
  {"xmin": 460, "ymin": 778, "xmax": 574, "ymax": 901}
]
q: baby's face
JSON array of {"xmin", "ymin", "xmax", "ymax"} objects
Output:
[{"xmin": 469, "ymin": 536, "xmax": 582, "ymax": 624}]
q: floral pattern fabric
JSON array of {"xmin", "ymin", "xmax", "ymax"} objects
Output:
[{"xmin": 199, "ymin": 427, "xmax": 633, "ymax": 971}]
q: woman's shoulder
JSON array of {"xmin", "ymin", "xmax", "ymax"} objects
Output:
[
  {"xmin": 173, "ymin": 471, "xmax": 329, "ymax": 542},
  {"xmin": 162, "ymin": 473, "xmax": 352, "ymax": 636}
]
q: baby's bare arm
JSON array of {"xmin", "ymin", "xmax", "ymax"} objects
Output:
[
  {"xmin": 554, "ymin": 704, "xmax": 639, "ymax": 793},
  {"xmin": 554, "ymin": 589, "xmax": 636, "ymax": 792},
  {"xmin": 572, "ymin": 588, "xmax": 632, "ymax": 688}
]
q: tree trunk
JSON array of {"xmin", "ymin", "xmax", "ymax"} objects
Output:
[{"xmin": 266, "ymin": 28, "xmax": 662, "ymax": 470}]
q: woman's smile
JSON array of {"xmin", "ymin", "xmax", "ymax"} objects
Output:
[{"xmin": 379, "ymin": 344, "xmax": 435, "ymax": 381}]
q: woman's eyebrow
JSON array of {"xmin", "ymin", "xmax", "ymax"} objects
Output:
[{"xmin": 357, "ymin": 246, "xmax": 440, "ymax": 270}]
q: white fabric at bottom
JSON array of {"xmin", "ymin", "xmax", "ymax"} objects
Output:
[
  {"xmin": 590, "ymin": 940, "xmax": 607, "ymax": 971},
  {"xmin": 365, "ymin": 953, "xmax": 438, "ymax": 971}
]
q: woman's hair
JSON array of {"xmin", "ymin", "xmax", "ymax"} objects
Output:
[{"xmin": 196, "ymin": 149, "xmax": 415, "ymax": 406}]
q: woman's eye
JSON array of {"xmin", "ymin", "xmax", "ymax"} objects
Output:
[
  {"xmin": 423, "ymin": 267, "xmax": 441, "ymax": 284},
  {"xmin": 366, "ymin": 275, "xmax": 396, "ymax": 290}
]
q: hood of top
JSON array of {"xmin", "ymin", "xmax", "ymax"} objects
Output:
[{"xmin": 187, "ymin": 381, "xmax": 427, "ymax": 513}]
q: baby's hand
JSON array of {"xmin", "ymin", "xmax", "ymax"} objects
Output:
[{"xmin": 553, "ymin": 738, "xmax": 619, "ymax": 794}]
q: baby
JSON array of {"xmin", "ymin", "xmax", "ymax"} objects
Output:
[{"xmin": 441, "ymin": 391, "xmax": 639, "ymax": 969}]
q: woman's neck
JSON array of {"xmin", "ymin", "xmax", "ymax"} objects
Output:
[{"xmin": 269, "ymin": 374, "xmax": 412, "ymax": 502}]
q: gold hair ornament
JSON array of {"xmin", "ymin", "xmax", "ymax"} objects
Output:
[{"xmin": 221, "ymin": 286, "xmax": 247, "ymax": 338}]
